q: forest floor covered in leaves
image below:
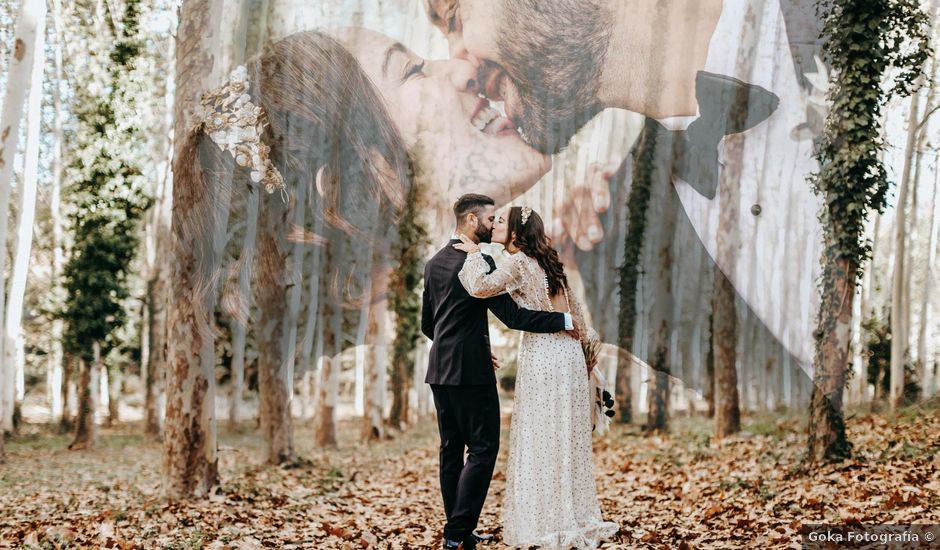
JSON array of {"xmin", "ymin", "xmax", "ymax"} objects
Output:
[{"xmin": 1, "ymin": 400, "xmax": 938, "ymax": 549}]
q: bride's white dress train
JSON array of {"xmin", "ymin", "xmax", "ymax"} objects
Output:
[{"xmin": 459, "ymin": 251, "xmax": 618, "ymax": 549}]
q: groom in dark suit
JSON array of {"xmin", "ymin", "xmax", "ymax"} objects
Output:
[{"xmin": 422, "ymin": 194, "xmax": 573, "ymax": 549}]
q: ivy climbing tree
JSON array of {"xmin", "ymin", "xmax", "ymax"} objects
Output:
[
  {"xmin": 388, "ymin": 183, "xmax": 428, "ymax": 428},
  {"xmin": 808, "ymin": 0, "xmax": 930, "ymax": 461},
  {"xmin": 615, "ymin": 119, "xmax": 659, "ymax": 424},
  {"xmin": 60, "ymin": 0, "xmax": 150, "ymax": 450}
]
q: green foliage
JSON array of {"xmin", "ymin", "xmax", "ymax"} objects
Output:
[
  {"xmin": 60, "ymin": 0, "xmax": 151, "ymax": 362},
  {"xmin": 812, "ymin": 0, "xmax": 931, "ymax": 271}
]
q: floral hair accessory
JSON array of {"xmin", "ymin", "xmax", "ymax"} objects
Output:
[
  {"xmin": 520, "ymin": 206, "xmax": 532, "ymax": 226},
  {"xmin": 198, "ymin": 65, "xmax": 287, "ymax": 200}
]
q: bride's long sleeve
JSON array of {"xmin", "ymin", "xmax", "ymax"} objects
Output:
[{"xmin": 458, "ymin": 251, "xmax": 522, "ymax": 298}]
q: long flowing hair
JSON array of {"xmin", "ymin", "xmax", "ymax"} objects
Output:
[
  {"xmin": 506, "ymin": 206, "xmax": 568, "ymax": 296},
  {"xmin": 175, "ymin": 31, "xmax": 413, "ymax": 325}
]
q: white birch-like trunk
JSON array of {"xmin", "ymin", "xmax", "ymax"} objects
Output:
[
  {"xmin": 6, "ymin": 15, "xmax": 44, "ymax": 408},
  {"xmin": 853, "ymin": 218, "xmax": 877, "ymax": 405},
  {"xmin": 0, "ymin": 0, "xmax": 46, "ymax": 432},
  {"xmin": 308, "ymin": 299, "xmax": 326, "ymax": 417},
  {"xmin": 314, "ymin": 263, "xmax": 340, "ymax": 447},
  {"xmin": 143, "ymin": 33, "xmax": 176, "ymax": 437},
  {"xmin": 912, "ymin": 30, "xmax": 940, "ymax": 397},
  {"xmin": 99, "ymin": 366, "xmax": 109, "ymax": 418},
  {"xmin": 298, "ymin": 199, "xmax": 325, "ymax": 404},
  {"xmin": 282, "ymin": 180, "xmax": 308, "ymax": 404},
  {"xmin": 48, "ymin": 0, "xmax": 67, "ymax": 423},
  {"xmin": 890, "ymin": 91, "xmax": 920, "ymax": 409},
  {"xmin": 363, "ymin": 268, "xmax": 389, "ymax": 440},
  {"xmin": 891, "ymin": 0, "xmax": 938, "ymax": 408},
  {"xmin": 354, "ymin": 304, "xmax": 369, "ymax": 417},
  {"xmin": 919, "ymin": 169, "xmax": 939, "ymax": 398}
]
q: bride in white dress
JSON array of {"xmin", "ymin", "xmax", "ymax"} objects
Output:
[{"xmin": 454, "ymin": 206, "xmax": 618, "ymax": 549}]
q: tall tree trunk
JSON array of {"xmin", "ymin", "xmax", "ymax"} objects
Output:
[
  {"xmin": 247, "ymin": 0, "xmax": 297, "ymax": 458},
  {"xmin": 704, "ymin": 314, "xmax": 715, "ymax": 417},
  {"xmin": 711, "ymin": 0, "xmax": 765, "ymax": 430},
  {"xmin": 69, "ymin": 343, "xmax": 101, "ymax": 450},
  {"xmin": 310, "ymin": 296, "xmax": 326, "ymax": 417},
  {"xmin": 281, "ymin": 177, "xmax": 308, "ymax": 409},
  {"xmin": 255, "ymin": 193, "xmax": 293, "ymax": 465},
  {"xmin": 617, "ymin": 121, "xmax": 660, "ymax": 424},
  {"xmin": 912, "ymin": 40, "xmax": 940, "ymax": 398},
  {"xmin": 300, "ymin": 369, "xmax": 315, "ymax": 419},
  {"xmin": 387, "ymin": 185, "xmax": 426, "ymax": 430},
  {"xmin": 710, "ymin": 118, "xmax": 746, "ymax": 438},
  {"xmin": 144, "ymin": 33, "xmax": 176, "ymax": 439},
  {"xmin": 890, "ymin": 74, "xmax": 925, "ymax": 410},
  {"xmin": 643, "ymin": 144, "xmax": 679, "ymax": 433},
  {"xmin": 48, "ymin": 0, "xmax": 67, "ymax": 424},
  {"xmin": 363, "ymin": 267, "xmax": 389, "ymax": 441},
  {"xmin": 298, "ymin": 203, "xmax": 325, "ymax": 422},
  {"xmin": 354, "ymin": 299, "xmax": 370, "ymax": 417},
  {"xmin": 645, "ymin": 347, "xmax": 670, "ymax": 432},
  {"xmin": 99, "ymin": 366, "xmax": 109, "ymax": 425},
  {"xmin": 59, "ymin": 356, "xmax": 74, "ymax": 432},
  {"xmin": 107, "ymin": 367, "xmax": 121, "ymax": 426},
  {"xmin": 5, "ymin": 4, "xmax": 45, "ymax": 418},
  {"xmin": 144, "ymin": 273, "xmax": 166, "ymax": 437},
  {"xmin": 0, "ymin": 0, "xmax": 46, "ymax": 433},
  {"xmin": 162, "ymin": 0, "xmax": 228, "ymax": 498},
  {"xmin": 389, "ymin": 332, "xmax": 409, "ymax": 428},
  {"xmin": 919, "ymin": 169, "xmax": 939, "ymax": 398},
  {"xmin": 712, "ymin": 273, "xmax": 740, "ymax": 437},
  {"xmin": 850, "ymin": 216, "xmax": 879, "ymax": 406},
  {"xmin": 314, "ymin": 354, "xmax": 338, "ymax": 448},
  {"xmin": 228, "ymin": 186, "xmax": 259, "ymax": 425},
  {"xmin": 808, "ymin": 257, "xmax": 855, "ymax": 461},
  {"xmin": 314, "ymin": 243, "xmax": 339, "ymax": 448}
]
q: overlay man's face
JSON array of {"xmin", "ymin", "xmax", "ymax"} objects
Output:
[{"xmin": 427, "ymin": 0, "xmax": 609, "ymax": 154}]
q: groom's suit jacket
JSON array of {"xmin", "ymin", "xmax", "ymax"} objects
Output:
[{"xmin": 422, "ymin": 240, "xmax": 566, "ymax": 386}]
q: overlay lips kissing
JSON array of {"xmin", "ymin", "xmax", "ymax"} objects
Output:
[{"xmin": 479, "ymin": 59, "xmax": 781, "ymax": 202}]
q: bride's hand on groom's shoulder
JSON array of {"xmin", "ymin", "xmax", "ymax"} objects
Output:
[{"xmin": 452, "ymin": 233, "xmax": 480, "ymax": 254}]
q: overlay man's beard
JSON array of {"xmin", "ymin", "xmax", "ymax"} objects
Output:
[
  {"xmin": 476, "ymin": 224, "xmax": 493, "ymax": 244},
  {"xmin": 498, "ymin": 0, "xmax": 611, "ymax": 154}
]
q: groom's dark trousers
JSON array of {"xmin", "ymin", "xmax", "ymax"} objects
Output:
[{"xmin": 422, "ymin": 241, "xmax": 566, "ymax": 544}]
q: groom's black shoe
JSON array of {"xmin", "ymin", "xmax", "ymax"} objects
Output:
[{"xmin": 471, "ymin": 531, "xmax": 494, "ymax": 544}]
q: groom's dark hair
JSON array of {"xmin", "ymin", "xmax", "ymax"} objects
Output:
[{"xmin": 454, "ymin": 193, "xmax": 495, "ymax": 225}]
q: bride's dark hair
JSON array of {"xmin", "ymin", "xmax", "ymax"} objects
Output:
[
  {"xmin": 506, "ymin": 206, "xmax": 568, "ymax": 296},
  {"xmin": 175, "ymin": 30, "xmax": 412, "ymax": 322}
]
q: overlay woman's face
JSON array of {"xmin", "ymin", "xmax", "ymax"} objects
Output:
[
  {"xmin": 331, "ymin": 28, "xmax": 551, "ymax": 208},
  {"xmin": 491, "ymin": 213, "xmax": 510, "ymax": 246}
]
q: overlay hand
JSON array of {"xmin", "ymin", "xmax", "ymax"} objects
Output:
[
  {"xmin": 452, "ymin": 233, "xmax": 481, "ymax": 254},
  {"xmin": 552, "ymin": 162, "xmax": 617, "ymax": 251}
]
